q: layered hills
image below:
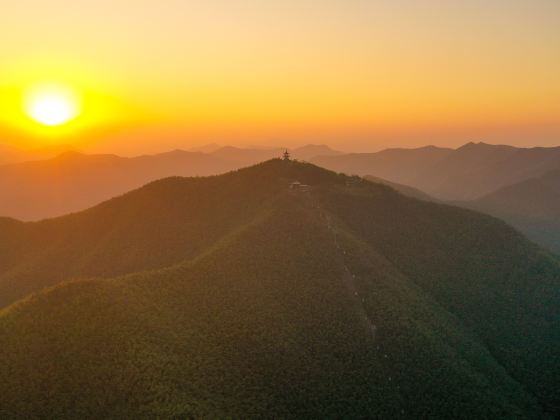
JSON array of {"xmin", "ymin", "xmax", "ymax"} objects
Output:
[
  {"xmin": 0, "ymin": 160, "xmax": 558, "ymax": 418},
  {"xmin": 463, "ymin": 169, "xmax": 560, "ymax": 253},
  {"xmin": 0, "ymin": 144, "xmax": 341, "ymax": 220},
  {"xmin": 313, "ymin": 142, "xmax": 560, "ymax": 200}
]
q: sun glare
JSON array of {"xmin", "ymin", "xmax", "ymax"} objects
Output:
[{"xmin": 24, "ymin": 83, "xmax": 80, "ymax": 127}]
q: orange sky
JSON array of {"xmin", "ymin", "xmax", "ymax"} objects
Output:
[{"xmin": 0, "ymin": 0, "xmax": 559, "ymax": 153}]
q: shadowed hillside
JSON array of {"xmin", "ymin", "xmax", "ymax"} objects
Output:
[
  {"xmin": 462, "ymin": 169, "xmax": 560, "ymax": 253},
  {"xmin": 0, "ymin": 160, "xmax": 558, "ymax": 418}
]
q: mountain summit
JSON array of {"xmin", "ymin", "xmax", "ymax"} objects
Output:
[{"xmin": 0, "ymin": 160, "xmax": 558, "ymax": 417}]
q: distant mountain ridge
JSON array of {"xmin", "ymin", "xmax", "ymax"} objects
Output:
[
  {"xmin": 0, "ymin": 144, "xmax": 342, "ymax": 220},
  {"xmin": 312, "ymin": 145, "xmax": 453, "ymax": 186},
  {"xmin": 0, "ymin": 143, "xmax": 77, "ymax": 165},
  {"xmin": 313, "ymin": 142, "xmax": 560, "ymax": 200},
  {"xmin": 210, "ymin": 144, "xmax": 341, "ymax": 165},
  {"xmin": 0, "ymin": 150, "xmax": 236, "ymax": 220}
]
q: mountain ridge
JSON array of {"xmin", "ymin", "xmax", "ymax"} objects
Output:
[
  {"xmin": 0, "ymin": 144, "xmax": 343, "ymax": 220},
  {"xmin": 313, "ymin": 142, "xmax": 560, "ymax": 200}
]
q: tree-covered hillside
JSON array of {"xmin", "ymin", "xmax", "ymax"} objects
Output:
[
  {"xmin": 462, "ymin": 169, "xmax": 560, "ymax": 254},
  {"xmin": 0, "ymin": 160, "xmax": 558, "ymax": 418}
]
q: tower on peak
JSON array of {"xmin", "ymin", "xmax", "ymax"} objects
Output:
[{"xmin": 283, "ymin": 150, "xmax": 291, "ymax": 161}]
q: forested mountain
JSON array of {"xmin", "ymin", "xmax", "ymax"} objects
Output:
[
  {"xmin": 313, "ymin": 142, "xmax": 560, "ymax": 200},
  {"xmin": 462, "ymin": 169, "xmax": 560, "ymax": 253},
  {"xmin": 0, "ymin": 160, "xmax": 558, "ymax": 418},
  {"xmin": 0, "ymin": 144, "xmax": 341, "ymax": 220}
]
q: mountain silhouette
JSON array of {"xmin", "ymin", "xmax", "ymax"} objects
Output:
[
  {"xmin": 210, "ymin": 144, "xmax": 341, "ymax": 166},
  {"xmin": 312, "ymin": 145, "xmax": 452, "ymax": 186},
  {"xmin": 313, "ymin": 142, "xmax": 560, "ymax": 200},
  {"xmin": 0, "ymin": 160, "xmax": 557, "ymax": 417},
  {"xmin": 0, "ymin": 144, "xmax": 341, "ymax": 220}
]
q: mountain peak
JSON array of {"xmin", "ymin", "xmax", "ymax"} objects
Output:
[
  {"xmin": 55, "ymin": 150, "xmax": 87, "ymax": 159},
  {"xmin": 52, "ymin": 151, "xmax": 122, "ymax": 163},
  {"xmin": 457, "ymin": 141, "xmax": 516, "ymax": 152},
  {"xmin": 188, "ymin": 143, "xmax": 222, "ymax": 153},
  {"xmin": 293, "ymin": 144, "xmax": 342, "ymax": 155},
  {"xmin": 238, "ymin": 158, "xmax": 346, "ymax": 187}
]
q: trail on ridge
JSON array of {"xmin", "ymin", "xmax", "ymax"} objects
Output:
[{"xmin": 307, "ymin": 192, "xmax": 377, "ymax": 341}]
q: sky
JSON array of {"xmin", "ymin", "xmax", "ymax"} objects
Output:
[{"xmin": 0, "ymin": 0, "xmax": 559, "ymax": 154}]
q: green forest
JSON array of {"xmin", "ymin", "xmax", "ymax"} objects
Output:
[{"xmin": 0, "ymin": 160, "xmax": 558, "ymax": 418}]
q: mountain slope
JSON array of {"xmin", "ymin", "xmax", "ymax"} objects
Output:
[
  {"xmin": 0, "ymin": 160, "xmax": 558, "ymax": 417},
  {"xmin": 462, "ymin": 169, "xmax": 560, "ymax": 253},
  {"xmin": 0, "ymin": 193, "xmax": 544, "ymax": 418},
  {"xmin": 0, "ymin": 161, "xmax": 293, "ymax": 308}
]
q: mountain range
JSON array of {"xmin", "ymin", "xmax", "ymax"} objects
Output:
[
  {"xmin": 0, "ymin": 144, "xmax": 341, "ymax": 220},
  {"xmin": 313, "ymin": 142, "xmax": 560, "ymax": 253},
  {"xmin": 3, "ymin": 140, "xmax": 560, "ymax": 257},
  {"xmin": 313, "ymin": 142, "xmax": 560, "ymax": 201},
  {"xmin": 0, "ymin": 160, "xmax": 558, "ymax": 418}
]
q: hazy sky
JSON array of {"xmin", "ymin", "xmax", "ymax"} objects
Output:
[{"xmin": 0, "ymin": 0, "xmax": 559, "ymax": 153}]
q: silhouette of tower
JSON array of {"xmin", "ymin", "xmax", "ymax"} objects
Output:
[{"xmin": 283, "ymin": 150, "xmax": 291, "ymax": 161}]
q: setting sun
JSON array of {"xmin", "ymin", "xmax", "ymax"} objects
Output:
[{"xmin": 24, "ymin": 83, "xmax": 80, "ymax": 127}]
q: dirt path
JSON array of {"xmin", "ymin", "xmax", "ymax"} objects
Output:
[{"xmin": 314, "ymin": 200, "xmax": 377, "ymax": 341}]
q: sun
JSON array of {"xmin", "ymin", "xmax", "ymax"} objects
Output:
[{"xmin": 24, "ymin": 83, "xmax": 81, "ymax": 127}]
